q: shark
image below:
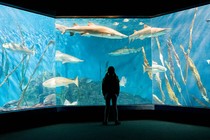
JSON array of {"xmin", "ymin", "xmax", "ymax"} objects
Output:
[
  {"xmin": 108, "ymin": 46, "xmax": 142, "ymax": 56},
  {"xmin": 42, "ymin": 76, "xmax": 79, "ymax": 88},
  {"xmin": 2, "ymin": 43, "xmax": 35, "ymax": 55},
  {"xmin": 129, "ymin": 24, "xmax": 171, "ymax": 42},
  {"xmin": 55, "ymin": 50, "xmax": 84, "ymax": 64},
  {"xmin": 55, "ymin": 22, "xmax": 128, "ymax": 39},
  {"xmin": 143, "ymin": 61, "xmax": 167, "ymax": 75}
]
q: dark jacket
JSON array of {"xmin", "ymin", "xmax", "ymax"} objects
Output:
[{"xmin": 102, "ymin": 73, "xmax": 120, "ymax": 96}]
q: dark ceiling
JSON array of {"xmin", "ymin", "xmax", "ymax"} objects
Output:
[{"xmin": 0, "ymin": 0, "xmax": 210, "ymax": 18}]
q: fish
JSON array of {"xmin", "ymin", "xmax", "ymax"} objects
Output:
[
  {"xmin": 143, "ymin": 61, "xmax": 167, "ymax": 74},
  {"xmin": 113, "ymin": 22, "xmax": 119, "ymax": 26},
  {"xmin": 120, "ymin": 76, "xmax": 127, "ymax": 87},
  {"xmin": 55, "ymin": 50, "xmax": 84, "ymax": 64},
  {"xmin": 55, "ymin": 22, "xmax": 128, "ymax": 39},
  {"xmin": 139, "ymin": 22, "xmax": 144, "ymax": 25},
  {"xmin": 2, "ymin": 43, "xmax": 35, "ymax": 55},
  {"xmin": 122, "ymin": 25, "xmax": 127, "ymax": 29},
  {"xmin": 123, "ymin": 18, "xmax": 129, "ymax": 22},
  {"xmin": 85, "ymin": 79, "xmax": 93, "ymax": 84},
  {"xmin": 3, "ymin": 100, "xmax": 19, "ymax": 108},
  {"xmin": 207, "ymin": 60, "xmax": 210, "ymax": 64},
  {"xmin": 108, "ymin": 47, "xmax": 142, "ymax": 56},
  {"xmin": 43, "ymin": 94, "xmax": 56, "ymax": 105},
  {"xmin": 64, "ymin": 99, "xmax": 78, "ymax": 106},
  {"xmin": 129, "ymin": 24, "xmax": 171, "ymax": 42},
  {"xmin": 42, "ymin": 76, "xmax": 79, "ymax": 88}
]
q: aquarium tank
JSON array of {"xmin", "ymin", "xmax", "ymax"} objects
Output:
[{"xmin": 0, "ymin": 3, "xmax": 210, "ymax": 112}]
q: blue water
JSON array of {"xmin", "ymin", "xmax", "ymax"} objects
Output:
[
  {"xmin": 0, "ymin": 4, "xmax": 210, "ymax": 111},
  {"xmin": 151, "ymin": 5, "xmax": 210, "ymax": 107}
]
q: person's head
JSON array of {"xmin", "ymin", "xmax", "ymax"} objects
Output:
[{"xmin": 107, "ymin": 66, "xmax": 115, "ymax": 75}]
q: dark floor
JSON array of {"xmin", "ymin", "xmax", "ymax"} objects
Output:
[
  {"xmin": 0, "ymin": 120, "xmax": 210, "ymax": 140},
  {"xmin": 1, "ymin": 105, "xmax": 210, "ymax": 140}
]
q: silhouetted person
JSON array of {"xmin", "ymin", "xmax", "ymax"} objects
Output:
[{"xmin": 102, "ymin": 66, "xmax": 120, "ymax": 125}]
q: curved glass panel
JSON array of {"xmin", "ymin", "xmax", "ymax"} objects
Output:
[{"xmin": 0, "ymin": 3, "xmax": 210, "ymax": 112}]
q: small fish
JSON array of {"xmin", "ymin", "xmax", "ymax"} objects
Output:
[
  {"xmin": 207, "ymin": 60, "xmax": 210, "ymax": 64},
  {"xmin": 43, "ymin": 76, "xmax": 79, "ymax": 88},
  {"xmin": 2, "ymin": 43, "xmax": 35, "ymax": 55},
  {"xmin": 113, "ymin": 22, "xmax": 119, "ymax": 26},
  {"xmin": 122, "ymin": 25, "xmax": 127, "ymax": 29},
  {"xmin": 120, "ymin": 76, "xmax": 127, "ymax": 87},
  {"xmin": 64, "ymin": 99, "xmax": 78, "ymax": 106},
  {"xmin": 123, "ymin": 18, "xmax": 129, "ymax": 22},
  {"xmin": 108, "ymin": 47, "xmax": 142, "ymax": 56},
  {"xmin": 43, "ymin": 94, "xmax": 56, "ymax": 105},
  {"xmin": 3, "ymin": 100, "xmax": 19, "ymax": 108},
  {"xmin": 86, "ymin": 79, "xmax": 93, "ymax": 84},
  {"xmin": 139, "ymin": 22, "xmax": 144, "ymax": 25},
  {"xmin": 55, "ymin": 50, "xmax": 84, "ymax": 64}
]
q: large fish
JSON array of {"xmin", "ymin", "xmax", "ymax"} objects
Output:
[
  {"xmin": 129, "ymin": 24, "xmax": 171, "ymax": 42},
  {"xmin": 143, "ymin": 61, "xmax": 167, "ymax": 74},
  {"xmin": 2, "ymin": 43, "xmax": 35, "ymax": 55},
  {"xmin": 55, "ymin": 22, "xmax": 128, "ymax": 39},
  {"xmin": 108, "ymin": 47, "xmax": 142, "ymax": 56},
  {"xmin": 43, "ymin": 76, "xmax": 79, "ymax": 88},
  {"xmin": 55, "ymin": 50, "xmax": 84, "ymax": 64}
]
